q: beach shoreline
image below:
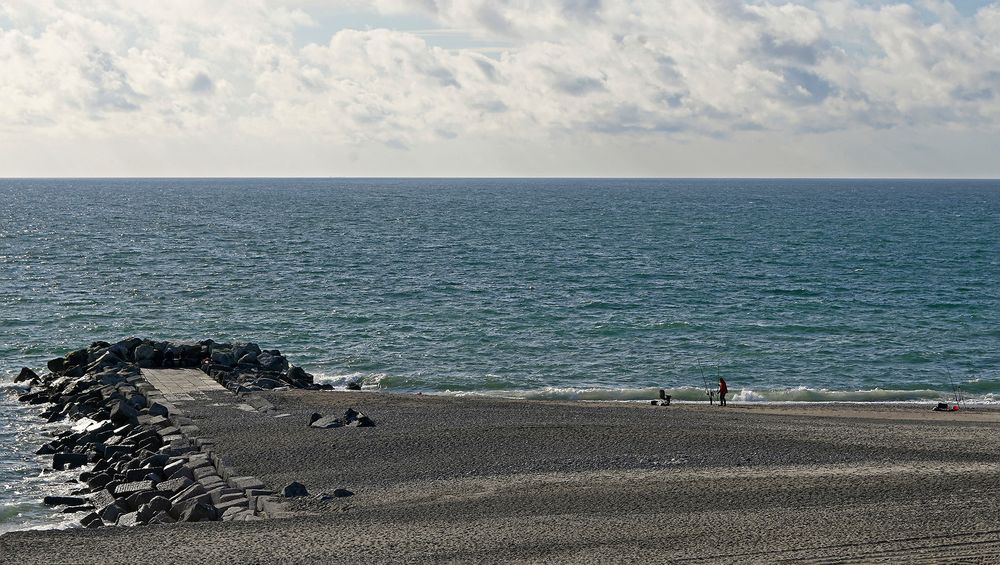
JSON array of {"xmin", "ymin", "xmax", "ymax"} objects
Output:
[{"xmin": 4, "ymin": 389, "xmax": 1000, "ymax": 563}]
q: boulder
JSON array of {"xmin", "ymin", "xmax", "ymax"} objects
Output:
[
  {"xmin": 282, "ymin": 481, "xmax": 309, "ymax": 497},
  {"xmin": 80, "ymin": 512, "xmax": 103, "ymax": 528},
  {"xmin": 346, "ymin": 381, "xmax": 362, "ymax": 391},
  {"xmin": 147, "ymin": 402, "xmax": 170, "ymax": 417},
  {"xmin": 237, "ymin": 352, "xmax": 259, "ymax": 365},
  {"xmin": 309, "ymin": 415, "xmax": 343, "ymax": 429},
  {"xmin": 109, "ymin": 399, "xmax": 139, "ymax": 425},
  {"xmin": 134, "ymin": 343, "xmax": 155, "ymax": 359},
  {"xmin": 53, "ymin": 452, "xmax": 89, "ymax": 470},
  {"xmin": 112, "ymin": 480, "xmax": 156, "ymax": 497},
  {"xmin": 46, "ymin": 357, "xmax": 66, "ymax": 373},
  {"xmin": 170, "ymin": 483, "xmax": 207, "ymax": 504},
  {"xmin": 234, "ymin": 342, "xmax": 262, "ymax": 359},
  {"xmin": 210, "ymin": 350, "xmax": 235, "ymax": 367},
  {"xmin": 15, "ymin": 367, "xmax": 38, "ymax": 383},
  {"xmin": 99, "ymin": 501, "xmax": 127, "ymax": 523},
  {"xmin": 42, "ymin": 495, "xmax": 86, "ymax": 506},
  {"xmin": 333, "ymin": 488, "xmax": 354, "ymax": 498},
  {"xmin": 125, "ymin": 490, "xmax": 162, "ymax": 511},
  {"xmin": 178, "ymin": 502, "xmax": 218, "ymax": 522},
  {"xmin": 253, "ymin": 378, "xmax": 282, "ymax": 390},
  {"xmin": 149, "ymin": 511, "xmax": 176, "ymax": 524},
  {"xmin": 286, "ymin": 366, "xmax": 313, "ymax": 386},
  {"xmin": 257, "ymin": 352, "xmax": 288, "ymax": 372},
  {"xmin": 156, "ymin": 477, "xmax": 194, "ymax": 496},
  {"xmin": 344, "ymin": 408, "xmax": 375, "ymax": 427},
  {"xmin": 117, "ymin": 511, "xmax": 138, "ymax": 527}
]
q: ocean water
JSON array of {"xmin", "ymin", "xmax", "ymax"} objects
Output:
[{"xmin": 2, "ymin": 178, "xmax": 999, "ymax": 528}]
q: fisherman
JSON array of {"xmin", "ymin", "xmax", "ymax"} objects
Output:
[{"xmin": 718, "ymin": 377, "xmax": 728, "ymax": 407}]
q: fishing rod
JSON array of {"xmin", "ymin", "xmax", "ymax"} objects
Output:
[
  {"xmin": 948, "ymin": 374, "xmax": 964, "ymax": 407},
  {"xmin": 699, "ymin": 365, "xmax": 713, "ymax": 405}
]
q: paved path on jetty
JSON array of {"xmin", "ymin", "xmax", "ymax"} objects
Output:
[{"xmin": 141, "ymin": 368, "xmax": 227, "ymax": 402}]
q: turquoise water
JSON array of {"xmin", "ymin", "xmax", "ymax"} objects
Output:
[{"xmin": 2, "ymin": 178, "xmax": 999, "ymax": 528}]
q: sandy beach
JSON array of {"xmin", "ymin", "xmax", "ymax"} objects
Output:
[{"xmin": 2, "ymin": 392, "xmax": 1000, "ymax": 563}]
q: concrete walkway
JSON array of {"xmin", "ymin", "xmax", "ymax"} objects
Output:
[{"xmin": 141, "ymin": 368, "xmax": 227, "ymax": 402}]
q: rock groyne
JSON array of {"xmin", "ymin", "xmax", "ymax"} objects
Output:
[{"xmin": 14, "ymin": 337, "xmax": 315, "ymax": 528}]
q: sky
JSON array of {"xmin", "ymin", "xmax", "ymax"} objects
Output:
[{"xmin": 1, "ymin": 0, "xmax": 999, "ymax": 178}]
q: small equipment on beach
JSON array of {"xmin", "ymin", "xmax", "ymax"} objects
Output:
[
  {"xmin": 933, "ymin": 376, "xmax": 964, "ymax": 411},
  {"xmin": 650, "ymin": 389, "xmax": 671, "ymax": 406}
]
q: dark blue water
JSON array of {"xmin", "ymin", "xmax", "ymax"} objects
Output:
[
  {"xmin": 2, "ymin": 178, "xmax": 1000, "ymax": 529},
  {"xmin": 2, "ymin": 178, "xmax": 999, "ymax": 399}
]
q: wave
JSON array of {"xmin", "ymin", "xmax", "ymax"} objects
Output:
[{"xmin": 315, "ymin": 376, "xmax": 992, "ymax": 404}]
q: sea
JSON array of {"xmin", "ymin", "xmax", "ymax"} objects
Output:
[{"xmin": 1, "ymin": 178, "xmax": 999, "ymax": 530}]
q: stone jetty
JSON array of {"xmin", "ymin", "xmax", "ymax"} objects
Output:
[{"xmin": 14, "ymin": 337, "xmax": 332, "ymax": 528}]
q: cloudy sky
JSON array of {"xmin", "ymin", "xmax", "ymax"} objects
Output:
[{"xmin": 1, "ymin": 0, "xmax": 998, "ymax": 177}]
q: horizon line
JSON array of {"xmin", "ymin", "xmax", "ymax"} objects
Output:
[{"xmin": 2, "ymin": 176, "xmax": 1000, "ymax": 181}]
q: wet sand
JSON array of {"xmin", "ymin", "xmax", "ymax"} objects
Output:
[{"xmin": 3, "ymin": 394, "xmax": 1000, "ymax": 563}]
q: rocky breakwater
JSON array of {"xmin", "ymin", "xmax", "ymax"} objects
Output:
[
  {"xmin": 197, "ymin": 341, "xmax": 336, "ymax": 393},
  {"xmin": 11, "ymin": 338, "xmax": 315, "ymax": 529}
]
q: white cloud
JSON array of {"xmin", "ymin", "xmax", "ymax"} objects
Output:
[{"xmin": 0, "ymin": 0, "xmax": 998, "ymax": 175}]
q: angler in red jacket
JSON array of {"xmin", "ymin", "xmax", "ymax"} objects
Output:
[{"xmin": 718, "ymin": 377, "xmax": 728, "ymax": 407}]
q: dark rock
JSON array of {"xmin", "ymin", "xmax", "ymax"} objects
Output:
[
  {"xmin": 43, "ymin": 496, "xmax": 86, "ymax": 506},
  {"xmin": 47, "ymin": 357, "xmax": 66, "ymax": 373},
  {"xmin": 252, "ymin": 378, "xmax": 282, "ymax": 390},
  {"xmin": 149, "ymin": 511, "xmax": 176, "ymax": 524},
  {"xmin": 333, "ymin": 488, "xmax": 354, "ymax": 498},
  {"xmin": 286, "ymin": 365, "xmax": 313, "ymax": 385},
  {"xmin": 125, "ymin": 490, "xmax": 161, "ymax": 511},
  {"xmin": 124, "ymin": 466, "xmax": 163, "ymax": 482},
  {"xmin": 18, "ymin": 391, "xmax": 49, "ymax": 405},
  {"xmin": 109, "ymin": 399, "xmax": 139, "ymax": 425},
  {"xmin": 35, "ymin": 442, "xmax": 57, "ymax": 455},
  {"xmin": 178, "ymin": 502, "xmax": 218, "ymax": 522},
  {"xmin": 87, "ymin": 473, "xmax": 111, "ymax": 489},
  {"xmin": 147, "ymin": 402, "xmax": 169, "ymax": 417},
  {"xmin": 147, "ymin": 495, "xmax": 172, "ymax": 513},
  {"xmin": 346, "ymin": 381, "xmax": 362, "ymax": 391},
  {"xmin": 257, "ymin": 352, "xmax": 288, "ymax": 372},
  {"xmin": 308, "ymin": 413, "xmax": 322, "ymax": 426},
  {"xmin": 52, "ymin": 453, "xmax": 89, "ymax": 471},
  {"xmin": 282, "ymin": 481, "xmax": 309, "ymax": 497},
  {"xmin": 344, "ymin": 408, "xmax": 375, "ymax": 427},
  {"xmin": 99, "ymin": 501, "xmax": 127, "ymax": 523},
  {"xmin": 103, "ymin": 444, "xmax": 136, "ymax": 459},
  {"xmin": 66, "ymin": 348, "xmax": 89, "ymax": 367},
  {"xmin": 141, "ymin": 453, "xmax": 170, "ymax": 468},
  {"xmin": 309, "ymin": 415, "xmax": 343, "ymax": 429},
  {"xmin": 134, "ymin": 344, "xmax": 155, "ymax": 363},
  {"xmin": 80, "ymin": 512, "xmax": 103, "ymax": 528},
  {"xmin": 15, "ymin": 367, "xmax": 38, "ymax": 383},
  {"xmin": 211, "ymin": 350, "xmax": 236, "ymax": 367},
  {"xmin": 236, "ymin": 353, "xmax": 259, "ymax": 365},
  {"xmin": 170, "ymin": 483, "xmax": 207, "ymax": 504}
]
